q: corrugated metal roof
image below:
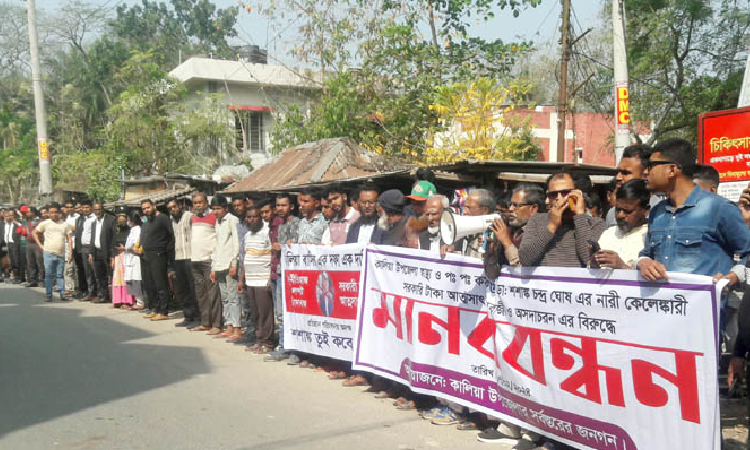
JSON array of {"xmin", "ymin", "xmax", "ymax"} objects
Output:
[
  {"xmin": 224, "ymin": 137, "xmax": 413, "ymax": 193},
  {"xmin": 106, "ymin": 187, "xmax": 195, "ymax": 208}
]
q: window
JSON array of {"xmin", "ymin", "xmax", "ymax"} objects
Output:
[{"xmin": 235, "ymin": 110, "xmax": 265, "ymax": 153}]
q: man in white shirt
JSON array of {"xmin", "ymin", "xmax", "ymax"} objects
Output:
[
  {"xmin": 78, "ymin": 200, "xmax": 98, "ymax": 301},
  {"xmin": 63, "ymin": 201, "xmax": 79, "ymax": 296},
  {"xmin": 345, "ymin": 183, "xmax": 379, "ymax": 245},
  {"xmin": 593, "ymin": 179, "xmax": 650, "ymax": 269}
]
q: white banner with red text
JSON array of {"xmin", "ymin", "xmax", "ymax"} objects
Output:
[
  {"xmin": 282, "ymin": 243, "xmax": 363, "ymax": 361},
  {"xmin": 352, "ymin": 245, "xmax": 721, "ymax": 450}
]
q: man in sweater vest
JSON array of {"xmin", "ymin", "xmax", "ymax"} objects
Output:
[{"xmin": 189, "ymin": 192, "xmax": 222, "ymax": 333}]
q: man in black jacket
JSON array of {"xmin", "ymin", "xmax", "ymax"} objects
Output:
[
  {"xmin": 345, "ymin": 183, "xmax": 380, "ymax": 244},
  {"xmin": 140, "ymin": 199, "xmax": 175, "ymax": 321},
  {"xmin": 77, "ymin": 200, "xmax": 98, "ymax": 300},
  {"xmin": 89, "ymin": 202, "xmax": 115, "ymax": 303}
]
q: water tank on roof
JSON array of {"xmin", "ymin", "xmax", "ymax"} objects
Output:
[{"xmin": 236, "ymin": 45, "xmax": 268, "ymax": 64}]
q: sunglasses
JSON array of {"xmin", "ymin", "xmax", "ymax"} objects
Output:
[
  {"xmin": 546, "ymin": 189, "xmax": 573, "ymax": 200},
  {"xmin": 646, "ymin": 160, "xmax": 679, "ymax": 169}
]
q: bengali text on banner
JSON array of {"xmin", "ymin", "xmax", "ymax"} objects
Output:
[
  {"xmin": 282, "ymin": 243, "xmax": 364, "ymax": 361},
  {"xmin": 352, "ymin": 245, "xmax": 722, "ymax": 450}
]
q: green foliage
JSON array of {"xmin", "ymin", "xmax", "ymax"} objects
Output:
[
  {"xmin": 625, "ymin": 0, "xmax": 749, "ymax": 143},
  {"xmin": 111, "ymin": 0, "xmax": 239, "ymax": 66}
]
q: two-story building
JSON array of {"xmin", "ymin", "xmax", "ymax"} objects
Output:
[{"xmin": 169, "ymin": 48, "xmax": 321, "ymax": 169}]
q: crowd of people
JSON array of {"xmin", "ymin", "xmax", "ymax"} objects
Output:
[{"xmin": 1, "ymin": 137, "xmax": 749, "ymax": 449}]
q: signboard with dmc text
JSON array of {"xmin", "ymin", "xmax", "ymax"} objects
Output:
[
  {"xmin": 352, "ymin": 245, "xmax": 722, "ymax": 450},
  {"xmin": 698, "ymin": 106, "xmax": 750, "ymax": 201},
  {"xmin": 282, "ymin": 244, "xmax": 363, "ymax": 361}
]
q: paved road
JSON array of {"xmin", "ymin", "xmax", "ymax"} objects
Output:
[{"xmin": 0, "ymin": 285, "xmax": 494, "ymax": 450}]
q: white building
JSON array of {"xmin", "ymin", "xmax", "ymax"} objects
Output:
[{"xmin": 169, "ymin": 54, "xmax": 321, "ymax": 169}]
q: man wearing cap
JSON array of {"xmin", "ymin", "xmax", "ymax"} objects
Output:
[
  {"xmin": 22, "ymin": 205, "xmax": 44, "ymax": 287},
  {"xmin": 371, "ymin": 189, "xmax": 409, "ymax": 247},
  {"xmin": 406, "ymin": 180, "xmax": 436, "ymax": 217}
]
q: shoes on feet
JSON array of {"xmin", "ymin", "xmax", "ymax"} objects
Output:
[
  {"xmin": 287, "ymin": 353, "xmax": 301, "ymax": 365},
  {"xmin": 45, "ymin": 295, "xmax": 53, "ymax": 302},
  {"xmin": 431, "ymin": 408, "xmax": 462, "ymax": 425},
  {"xmin": 263, "ymin": 351, "xmax": 289, "ymax": 362},
  {"xmin": 476, "ymin": 427, "xmax": 521, "ymax": 444},
  {"xmin": 174, "ymin": 320, "xmax": 191, "ymax": 327},
  {"xmin": 420, "ymin": 406, "xmax": 444, "ymax": 420}
]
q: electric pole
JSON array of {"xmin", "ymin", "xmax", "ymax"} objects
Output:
[
  {"xmin": 26, "ymin": 0, "xmax": 53, "ymax": 195},
  {"xmin": 556, "ymin": 0, "xmax": 571, "ymax": 163},
  {"xmin": 612, "ymin": 0, "xmax": 631, "ymax": 163}
]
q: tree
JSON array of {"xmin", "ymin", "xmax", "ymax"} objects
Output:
[
  {"xmin": 111, "ymin": 0, "xmax": 240, "ymax": 68},
  {"xmin": 625, "ymin": 0, "xmax": 750, "ymax": 143},
  {"xmin": 425, "ymin": 77, "xmax": 539, "ymax": 164}
]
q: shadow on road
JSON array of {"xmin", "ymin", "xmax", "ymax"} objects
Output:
[{"xmin": 0, "ymin": 287, "xmax": 211, "ymax": 437}]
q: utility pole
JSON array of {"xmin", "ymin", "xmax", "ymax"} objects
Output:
[
  {"xmin": 612, "ymin": 0, "xmax": 631, "ymax": 163},
  {"xmin": 26, "ymin": 0, "xmax": 53, "ymax": 195},
  {"xmin": 556, "ymin": 0, "xmax": 571, "ymax": 163}
]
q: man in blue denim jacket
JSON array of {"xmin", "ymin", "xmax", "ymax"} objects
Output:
[{"xmin": 638, "ymin": 138, "xmax": 750, "ymax": 281}]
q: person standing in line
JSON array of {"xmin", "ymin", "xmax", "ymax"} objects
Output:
[
  {"xmin": 263, "ymin": 194, "xmax": 299, "ymax": 361},
  {"xmin": 140, "ymin": 199, "xmax": 175, "ymax": 321},
  {"xmin": 238, "ymin": 206, "xmax": 274, "ymax": 352},
  {"xmin": 123, "ymin": 212, "xmax": 145, "ymax": 310},
  {"xmin": 111, "ymin": 211, "xmax": 132, "ymax": 308},
  {"xmin": 322, "ymin": 184, "xmax": 360, "ymax": 245},
  {"xmin": 89, "ymin": 202, "xmax": 115, "ymax": 304},
  {"xmin": 168, "ymin": 199, "xmax": 199, "ymax": 328},
  {"xmin": 345, "ymin": 183, "xmax": 380, "ymax": 244},
  {"xmin": 35, "ymin": 204, "xmax": 73, "ymax": 302},
  {"xmin": 71, "ymin": 201, "xmax": 88, "ymax": 299},
  {"xmin": 22, "ymin": 206, "xmax": 44, "ymax": 287},
  {"xmin": 210, "ymin": 196, "xmax": 241, "ymax": 339},
  {"xmin": 63, "ymin": 201, "xmax": 80, "ymax": 298},
  {"xmin": 230, "ymin": 195, "xmax": 249, "ymax": 340},
  {"xmin": 189, "ymin": 192, "xmax": 221, "ymax": 333},
  {"xmin": 77, "ymin": 200, "xmax": 98, "ymax": 301},
  {"xmin": 2, "ymin": 209, "xmax": 24, "ymax": 283}
]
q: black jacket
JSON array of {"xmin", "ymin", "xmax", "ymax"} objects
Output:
[
  {"xmin": 90, "ymin": 214, "xmax": 115, "ymax": 259},
  {"xmin": 1, "ymin": 221, "xmax": 24, "ymax": 250}
]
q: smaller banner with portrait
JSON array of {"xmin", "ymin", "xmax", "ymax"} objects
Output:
[{"xmin": 282, "ymin": 243, "xmax": 364, "ymax": 361}]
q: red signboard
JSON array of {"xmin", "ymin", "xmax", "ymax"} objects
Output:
[{"xmin": 698, "ymin": 106, "xmax": 750, "ymax": 182}]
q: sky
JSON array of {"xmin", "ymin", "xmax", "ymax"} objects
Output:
[{"xmin": 29, "ymin": 0, "xmax": 604, "ymax": 67}]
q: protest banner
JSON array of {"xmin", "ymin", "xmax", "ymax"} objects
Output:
[
  {"xmin": 352, "ymin": 245, "xmax": 721, "ymax": 450},
  {"xmin": 282, "ymin": 243, "xmax": 364, "ymax": 361}
]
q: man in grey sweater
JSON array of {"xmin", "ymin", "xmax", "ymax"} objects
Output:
[{"xmin": 519, "ymin": 171, "xmax": 607, "ymax": 268}]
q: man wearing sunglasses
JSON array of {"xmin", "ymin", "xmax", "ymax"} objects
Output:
[
  {"xmin": 484, "ymin": 183, "xmax": 545, "ymax": 277},
  {"xmin": 519, "ymin": 172, "xmax": 607, "ymax": 267},
  {"xmin": 637, "ymin": 138, "xmax": 750, "ymax": 282}
]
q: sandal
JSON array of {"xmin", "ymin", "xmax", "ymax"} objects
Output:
[
  {"xmin": 328, "ymin": 371, "xmax": 348, "ymax": 380},
  {"xmin": 255, "ymin": 345, "xmax": 273, "ymax": 354},
  {"xmin": 299, "ymin": 360, "xmax": 317, "ymax": 369},
  {"xmin": 190, "ymin": 326, "xmax": 210, "ymax": 332},
  {"xmin": 245, "ymin": 344, "xmax": 261, "ymax": 352},
  {"xmin": 392, "ymin": 397, "xmax": 408, "ymax": 407},
  {"xmin": 342, "ymin": 375, "xmax": 368, "ymax": 387},
  {"xmin": 397, "ymin": 400, "xmax": 417, "ymax": 411},
  {"xmin": 457, "ymin": 421, "xmax": 479, "ymax": 431}
]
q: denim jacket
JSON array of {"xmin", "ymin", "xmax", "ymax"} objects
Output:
[{"xmin": 639, "ymin": 186, "xmax": 750, "ymax": 276}]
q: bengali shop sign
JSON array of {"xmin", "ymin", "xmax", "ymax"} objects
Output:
[
  {"xmin": 352, "ymin": 245, "xmax": 721, "ymax": 450},
  {"xmin": 699, "ymin": 106, "xmax": 750, "ymax": 200},
  {"xmin": 282, "ymin": 243, "xmax": 363, "ymax": 361}
]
